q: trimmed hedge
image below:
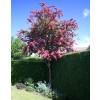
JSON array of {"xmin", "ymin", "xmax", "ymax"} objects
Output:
[
  {"xmin": 11, "ymin": 58, "xmax": 49, "ymax": 84},
  {"xmin": 52, "ymin": 50, "xmax": 90, "ymax": 100}
]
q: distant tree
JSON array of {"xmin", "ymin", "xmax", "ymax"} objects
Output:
[
  {"xmin": 17, "ymin": 2, "xmax": 78, "ymax": 87},
  {"xmin": 11, "ymin": 37, "xmax": 26, "ymax": 60}
]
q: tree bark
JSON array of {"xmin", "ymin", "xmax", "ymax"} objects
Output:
[{"xmin": 47, "ymin": 60, "xmax": 52, "ymax": 88}]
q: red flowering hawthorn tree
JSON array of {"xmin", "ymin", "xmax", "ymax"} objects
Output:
[{"xmin": 17, "ymin": 2, "xmax": 78, "ymax": 87}]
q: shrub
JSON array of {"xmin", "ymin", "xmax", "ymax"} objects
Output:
[
  {"xmin": 25, "ymin": 86, "xmax": 34, "ymax": 92},
  {"xmin": 25, "ymin": 78, "xmax": 34, "ymax": 86},
  {"xmin": 35, "ymin": 81, "xmax": 57, "ymax": 98},
  {"xmin": 35, "ymin": 81, "xmax": 48, "ymax": 93}
]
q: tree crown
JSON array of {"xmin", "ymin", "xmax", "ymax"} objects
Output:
[{"xmin": 17, "ymin": 2, "xmax": 78, "ymax": 60}]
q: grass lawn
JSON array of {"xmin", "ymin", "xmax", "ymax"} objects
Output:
[{"xmin": 12, "ymin": 86, "xmax": 52, "ymax": 100}]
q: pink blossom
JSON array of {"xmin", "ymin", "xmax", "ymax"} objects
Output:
[{"xmin": 17, "ymin": 2, "xmax": 78, "ymax": 61}]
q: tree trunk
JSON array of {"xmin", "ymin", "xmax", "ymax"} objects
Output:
[{"xmin": 47, "ymin": 60, "xmax": 52, "ymax": 88}]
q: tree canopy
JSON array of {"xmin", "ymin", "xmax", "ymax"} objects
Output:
[{"xmin": 17, "ymin": 2, "xmax": 78, "ymax": 61}]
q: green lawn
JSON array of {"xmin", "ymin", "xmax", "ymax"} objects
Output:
[{"xmin": 12, "ymin": 86, "xmax": 52, "ymax": 100}]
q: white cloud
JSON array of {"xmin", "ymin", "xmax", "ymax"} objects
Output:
[
  {"xmin": 76, "ymin": 42, "xmax": 89, "ymax": 48},
  {"xmin": 83, "ymin": 8, "xmax": 90, "ymax": 18},
  {"xmin": 74, "ymin": 36, "xmax": 90, "ymax": 48}
]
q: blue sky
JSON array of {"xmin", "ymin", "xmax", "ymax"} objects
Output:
[{"xmin": 12, "ymin": 0, "xmax": 90, "ymax": 47}]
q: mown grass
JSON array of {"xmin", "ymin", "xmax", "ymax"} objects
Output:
[{"xmin": 11, "ymin": 86, "xmax": 51, "ymax": 100}]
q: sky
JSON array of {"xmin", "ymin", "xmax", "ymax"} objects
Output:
[{"xmin": 12, "ymin": 0, "xmax": 90, "ymax": 48}]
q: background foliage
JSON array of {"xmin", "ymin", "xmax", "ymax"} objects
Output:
[{"xmin": 11, "ymin": 37, "xmax": 26, "ymax": 60}]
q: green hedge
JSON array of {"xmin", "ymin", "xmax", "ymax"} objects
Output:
[
  {"xmin": 52, "ymin": 50, "xmax": 90, "ymax": 100},
  {"xmin": 11, "ymin": 58, "xmax": 49, "ymax": 84}
]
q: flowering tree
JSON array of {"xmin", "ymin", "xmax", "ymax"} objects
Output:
[{"xmin": 17, "ymin": 2, "xmax": 78, "ymax": 87}]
